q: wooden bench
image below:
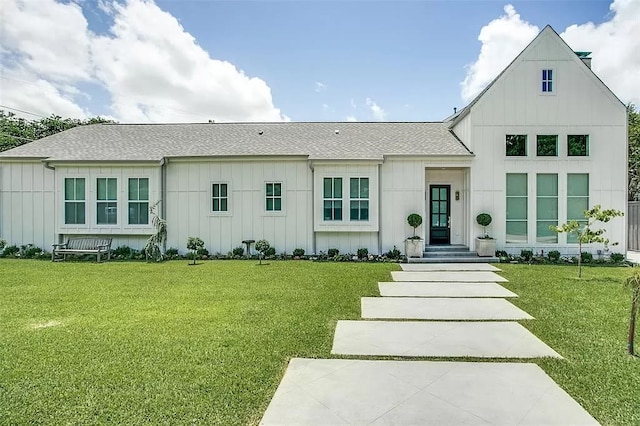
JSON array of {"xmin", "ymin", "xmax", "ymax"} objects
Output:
[{"xmin": 52, "ymin": 237, "xmax": 113, "ymax": 262}]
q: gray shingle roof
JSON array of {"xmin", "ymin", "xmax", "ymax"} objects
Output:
[{"xmin": 0, "ymin": 122, "xmax": 472, "ymax": 162}]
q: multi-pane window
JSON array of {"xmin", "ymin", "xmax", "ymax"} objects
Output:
[
  {"xmin": 349, "ymin": 178, "xmax": 369, "ymax": 221},
  {"xmin": 323, "ymin": 177, "xmax": 342, "ymax": 221},
  {"xmin": 506, "ymin": 135, "xmax": 527, "ymax": 156},
  {"xmin": 537, "ymin": 135, "xmax": 558, "ymax": 156},
  {"xmin": 536, "ymin": 174, "xmax": 558, "ymax": 243},
  {"xmin": 266, "ymin": 182, "xmax": 282, "ymax": 212},
  {"xmin": 506, "ymin": 174, "xmax": 527, "ymax": 243},
  {"xmin": 64, "ymin": 178, "xmax": 85, "ymax": 225},
  {"xmin": 567, "ymin": 174, "xmax": 589, "ymax": 243},
  {"xmin": 128, "ymin": 178, "xmax": 149, "ymax": 225},
  {"xmin": 212, "ymin": 183, "xmax": 228, "ymax": 212},
  {"xmin": 97, "ymin": 178, "xmax": 118, "ymax": 225},
  {"xmin": 568, "ymin": 135, "xmax": 589, "ymax": 156},
  {"xmin": 542, "ymin": 69, "xmax": 553, "ymax": 92}
]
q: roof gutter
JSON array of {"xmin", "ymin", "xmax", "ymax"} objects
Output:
[{"xmin": 43, "ymin": 161, "xmax": 55, "ymax": 171}]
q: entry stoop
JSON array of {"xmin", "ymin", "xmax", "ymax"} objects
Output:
[{"xmin": 408, "ymin": 245, "xmax": 499, "ymax": 263}]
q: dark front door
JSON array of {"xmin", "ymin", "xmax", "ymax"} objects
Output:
[{"xmin": 429, "ymin": 185, "xmax": 451, "ymax": 245}]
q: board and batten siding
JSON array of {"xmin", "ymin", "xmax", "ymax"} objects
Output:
[
  {"xmin": 456, "ymin": 28, "xmax": 627, "ymax": 254},
  {"xmin": 0, "ymin": 161, "xmax": 55, "ymax": 249},
  {"xmin": 165, "ymin": 159, "xmax": 312, "ymax": 255}
]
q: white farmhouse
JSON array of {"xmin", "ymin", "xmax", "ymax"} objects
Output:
[{"xmin": 0, "ymin": 26, "xmax": 628, "ymax": 258}]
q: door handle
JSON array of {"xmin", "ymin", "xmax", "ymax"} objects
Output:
[{"xmin": 447, "ymin": 216, "xmax": 451, "ymax": 228}]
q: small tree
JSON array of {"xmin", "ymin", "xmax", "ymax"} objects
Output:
[
  {"xmin": 407, "ymin": 213, "xmax": 423, "ymax": 239},
  {"xmin": 476, "ymin": 213, "xmax": 492, "ymax": 238},
  {"xmin": 255, "ymin": 239, "xmax": 271, "ymax": 265},
  {"xmin": 186, "ymin": 237, "xmax": 205, "ymax": 265},
  {"xmin": 625, "ymin": 268, "xmax": 640, "ymax": 356},
  {"xmin": 552, "ymin": 205, "xmax": 624, "ymax": 278},
  {"xmin": 143, "ymin": 201, "xmax": 166, "ymax": 262}
]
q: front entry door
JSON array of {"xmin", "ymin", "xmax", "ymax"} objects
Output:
[{"xmin": 429, "ymin": 185, "xmax": 451, "ymax": 245}]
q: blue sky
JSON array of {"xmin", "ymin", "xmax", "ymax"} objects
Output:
[{"xmin": 1, "ymin": 0, "xmax": 638, "ymax": 123}]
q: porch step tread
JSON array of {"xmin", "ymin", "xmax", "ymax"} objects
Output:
[
  {"xmin": 424, "ymin": 245, "xmax": 470, "ymax": 252},
  {"xmin": 408, "ymin": 257, "xmax": 500, "ymax": 263},
  {"xmin": 424, "ymin": 251, "xmax": 478, "ymax": 257}
]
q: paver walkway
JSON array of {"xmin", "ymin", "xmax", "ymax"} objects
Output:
[{"xmin": 261, "ymin": 264, "xmax": 599, "ymax": 425}]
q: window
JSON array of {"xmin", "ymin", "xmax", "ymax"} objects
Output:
[
  {"xmin": 212, "ymin": 183, "xmax": 228, "ymax": 212},
  {"xmin": 506, "ymin": 174, "xmax": 527, "ymax": 243},
  {"xmin": 97, "ymin": 178, "xmax": 118, "ymax": 225},
  {"xmin": 350, "ymin": 178, "xmax": 369, "ymax": 221},
  {"xmin": 266, "ymin": 182, "xmax": 282, "ymax": 211},
  {"xmin": 542, "ymin": 69, "xmax": 553, "ymax": 92},
  {"xmin": 568, "ymin": 135, "xmax": 589, "ymax": 156},
  {"xmin": 537, "ymin": 135, "xmax": 558, "ymax": 156},
  {"xmin": 128, "ymin": 178, "xmax": 149, "ymax": 225},
  {"xmin": 536, "ymin": 174, "xmax": 558, "ymax": 243},
  {"xmin": 567, "ymin": 174, "xmax": 589, "ymax": 243},
  {"xmin": 323, "ymin": 177, "xmax": 342, "ymax": 221},
  {"xmin": 506, "ymin": 135, "xmax": 527, "ymax": 156},
  {"xmin": 64, "ymin": 178, "xmax": 85, "ymax": 225}
]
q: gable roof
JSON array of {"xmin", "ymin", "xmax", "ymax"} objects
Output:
[
  {"xmin": 447, "ymin": 25, "xmax": 625, "ymax": 128},
  {"xmin": 0, "ymin": 121, "xmax": 473, "ymax": 162}
]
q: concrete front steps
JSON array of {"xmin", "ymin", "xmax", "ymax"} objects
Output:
[{"xmin": 408, "ymin": 244, "xmax": 499, "ymax": 263}]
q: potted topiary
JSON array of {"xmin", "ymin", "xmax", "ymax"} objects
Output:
[
  {"xmin": 405, "ymin": 213, "xmax": 424, "ymax": 258},
  {"xmin": 475, "ymin": 213, "xmax": 496, "ymax": 257}
]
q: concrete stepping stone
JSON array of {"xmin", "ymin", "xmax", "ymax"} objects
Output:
[
  {"xmin": 332, "ymin": 320, "xmax": 561, "ymax": 358},
  {"xmin": 392, "ymin": 271, "xmax": 508, "ymax": 282},
  {"xmin": 400, "ymin": 263, "xmax": 501, "ymax": 272},
  {"xmin": 361, "ymin": 297, "xmax": 533, "ymax": 320},
  {"xmin": 260, "ymin": 358, "xmax": 598, "ymax": 425},
  {"xmin": 379, "ymin": 282, "xmax": 517, "ymax": 298}
]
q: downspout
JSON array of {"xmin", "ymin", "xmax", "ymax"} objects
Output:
[
  {"xmin": 160, "ymin": 157, "xmax": 167, "ymax": 252},
  {"xmin": 378, "ymin": 163, "xmax": 382, "ymax": 255},
  {"xmin": 43, "ymin": 161, "xmax": 62, "ymax": 244}
]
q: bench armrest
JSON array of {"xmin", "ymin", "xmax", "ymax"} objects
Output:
[
  {"xmin": 97, "ymin": 244, "xmax": 111, "ymax": 250},
  {"xmin": 52, "ymin": 243, "xmax": 68, "ymax": 248}
]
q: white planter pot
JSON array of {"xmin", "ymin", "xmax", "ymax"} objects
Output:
[
  {"xmin": 405, "ymin": 239, "xmax": 424, "ymax": 258},
  {"xmin": 476, "ymin": 238, "xmax": 496, "ymax": 257}
]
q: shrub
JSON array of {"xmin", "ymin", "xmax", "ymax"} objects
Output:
[
  {"xmin": 548, "ymin": 250, "xmax": 561, "ymax": 262},
  {"xmin": 476, "ymin": 213, "xmax": 492, "ymax": 237},
  {"xmin": 611, "ymin": 252, "xmax": 625, "ymax": 263},
  {"xmin": 187, "ymin": 237, "xmax": 205, "ymax": 265},
  {"xmin": 2, "ymin": 245, "xmax": 20, "ymax": 258},
  {"xmin": 357, "ymin": 248, "xmax": 369, "ymax": 259},
  {"xmin": 255, "ymin": 240, "xmax": 271, "ymax": 265},
  {"xmin": 385, "ymin": 246, "xmax": 402, "ymax": 260},
  {"xmin": 197, "ymin": 247, "xmax": 209, "ymax": 257},
  {"xmin": 112, "ymin": 245, "xmax": 133, "ymax": 259},
  {"xmin": 165, "ymin": 248, "xmax": 179, "ymax": 259},
  {"xmin": 520, "ymin": 249, "xmax": 534, "ymax": 262},
  {"xmin": 21, "ymin": 245, "xmax": 43, "ymax": 259},
  {"xmin": 266, "ymin": 247, "xmax": 276, "ymax": 257},
  {"xmin": 581, "ymin": 251, "xmax": 593, "ymax": 263},
  {"xmin": 327, "ymin": 248, "xmax": 339, "ymax": 257},
  {"xmin": 232, "ymin": 246, "xmax": 245, "ymax": 257},
  {"xmin": 292, "ymin": 248, "xmax": 305, "ymax": 257},
  {"xmin": 0, "ymin": 239, "xmax": 6, "ymax": 251}
]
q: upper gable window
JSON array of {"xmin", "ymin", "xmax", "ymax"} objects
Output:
[
  {"xmin": 568, "ymin": 135, "xmax": 589, "ymax": 156},
  {"xmin": 506, "ymin": 135, "xmax": 527, "ymax": 156},
  {"xmin": 537, "ymin": 135, "xmax": 558, "ymax": 156},
  {"xmin": 542, "ymin": 69, "xmax": 553, "ymax": 92}
]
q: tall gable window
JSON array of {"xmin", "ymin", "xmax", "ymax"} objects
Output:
[
  {"xmin": 537, "ymin": 135, "xmax": 558, "ymax": 156},
  {"xmin": 323, "ymin": 177, "xmax": 342, "ymax": 221},
  {"xmin": 128, "ymin": 178, "xmax": 149, "ymax": 225},
  {"xmin": 64, "ymin": 178, "xmax": 85, "ymax": 225},
  {"xmin": 567, "ymin": 174, "xmax": 589, "ymax": 243},
  {"xmin": 568, "ymin": 135, "xmax": 589, "ymax": 156},
  {"xmin": 506, "ymin": 174, "xmax": 527, "ymax": 244},
  {"xmin": 542, "ymin": 69, "xmax": 553, "ymax": 92},
  {"xmin": 212, "ymin": 183, "xmax": 228, "ymax": 212},
  {"xmin": 536, "ymin": 174, "xmax": 558, "ymax": 243},
  {"xmin": 506, "ymin": 135, "xmax": 527, "ymax": 156},
  {"xmin": 266, "ymin": 182, "xmax": 282, "ymax": 212},
  {"xmin": 97, "ymin": 178, "xmax": 118, "ymax": 225},
  {"xmin": 350, "ymin": 178, "xmax": 369, "ymax": 221}
]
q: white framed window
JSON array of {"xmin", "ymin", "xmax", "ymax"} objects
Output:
[
  {"xmin": 506, "ymin": 173, "xmax": 527, "ymax": 244},
  {"xmin": 265, "ymin": 182, "xmax": 282, "ymax": 212},
  {"xmin": 568, "ymin": 135, "xmax": 589, "ymax": 157},
  {"xmin": 323, "ymin": 177, "xmax": 342, "ymax": 221},
  {"xmin": 97, "ymin": 177, "xmax": 118, "ymax": 225},
  {"xmin": 542, "ymin": 69, "xmax": 553, "ymax": 92},
  {"xmin": 537, "ymin": 135, "xmax": 558, "ymax": 157},
  {"xmin": 536, "ymin": 174, "xmax": 558, "ymax": 243},
  {"xmin": 567, "ymin": 174, "xmax": 589, "ymax": 243},
  {"xmin": 506, "ymin": 135, "xmax": 527, "ymax": 157},
  {"xmin": 64, "ymin": 178, "xmax": 86, "ymax": 225},
  {"xmin": 128, "ymin": 178, "xmax": 149, "ymax": 225},
  {"xmin": 212, "ymin": 183, "xmax": 228, "ymax": 212},
  {"xmin": 349, "ymin": 177, "xmax": 369, "ymax": 221}
]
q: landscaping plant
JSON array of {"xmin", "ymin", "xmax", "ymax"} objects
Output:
[
  {"xmin": 476, "ymin": 213, "xmax": 492, "ymax": 238},
  {"xmin": 406, "ymin": 213, "xmax": 422, "ymax": 239},
  {"xmin": 186, "ymin": 237, "xmax": 205, "ymax": 265},
  {"xmin": 255, "ymin": 239, "xmax": 271, "ymax": 265},
  {"xmin": 143, "ymin": 201, "xmax": 167, "ymax": 262},
  {"xmin": 625, "ymin": 267, "xmax": 640, "ymax": 356}
]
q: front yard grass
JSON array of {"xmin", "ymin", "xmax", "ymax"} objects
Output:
[{"xmin": 1, "ymin": 260, "xmax": 638, "ymax": 425}]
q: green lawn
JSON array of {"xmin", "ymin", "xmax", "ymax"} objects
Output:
[{"xmin": 1, "ymin": 260, "xmax": 638, "ymax": 425}]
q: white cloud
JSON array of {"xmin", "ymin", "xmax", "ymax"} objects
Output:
[
  {"xmin": 0, "ymin": 0, "xmax": 288, "ymax": 123},
  {"xmin": 365, "ymin": 97, "xmax": 387, "ymax": 121},
  {"xmin": 315, "ymin": 81, "xmax": 327, "ymax": 92},
  {"xmin": 345, "ymin": 115, "xmax": 357, "ymax": 122},
  {"xmin": 561, "ymin": 0, "xmax": 640, "ymax": 106},
  {"xmin": 460, "ymin": 4, "xmax": 539, "ymax": 103},
  {"xmin": 461, "ymin": 1, "xmax": 640, "ymax": 106}
]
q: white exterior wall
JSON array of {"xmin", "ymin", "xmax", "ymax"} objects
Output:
[
  {"xmin": 457, "ymin": 28, "xmax": 627, "ymax": 255},
  {"xmin": 165, "ymin": 158, "xmax": 312, "ymax": 255},
  {"xmin": 0, "ymin": 161, "xmax": 55, "ymax": 249}
]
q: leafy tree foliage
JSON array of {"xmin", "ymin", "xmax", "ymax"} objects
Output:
[
  {"xmin": 0, "ymin": 110, "xmax": 113, "ymax": 152},
  {"xmin": 629, "ymin": 104, "xmax": 640, "ymax": 201}
]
